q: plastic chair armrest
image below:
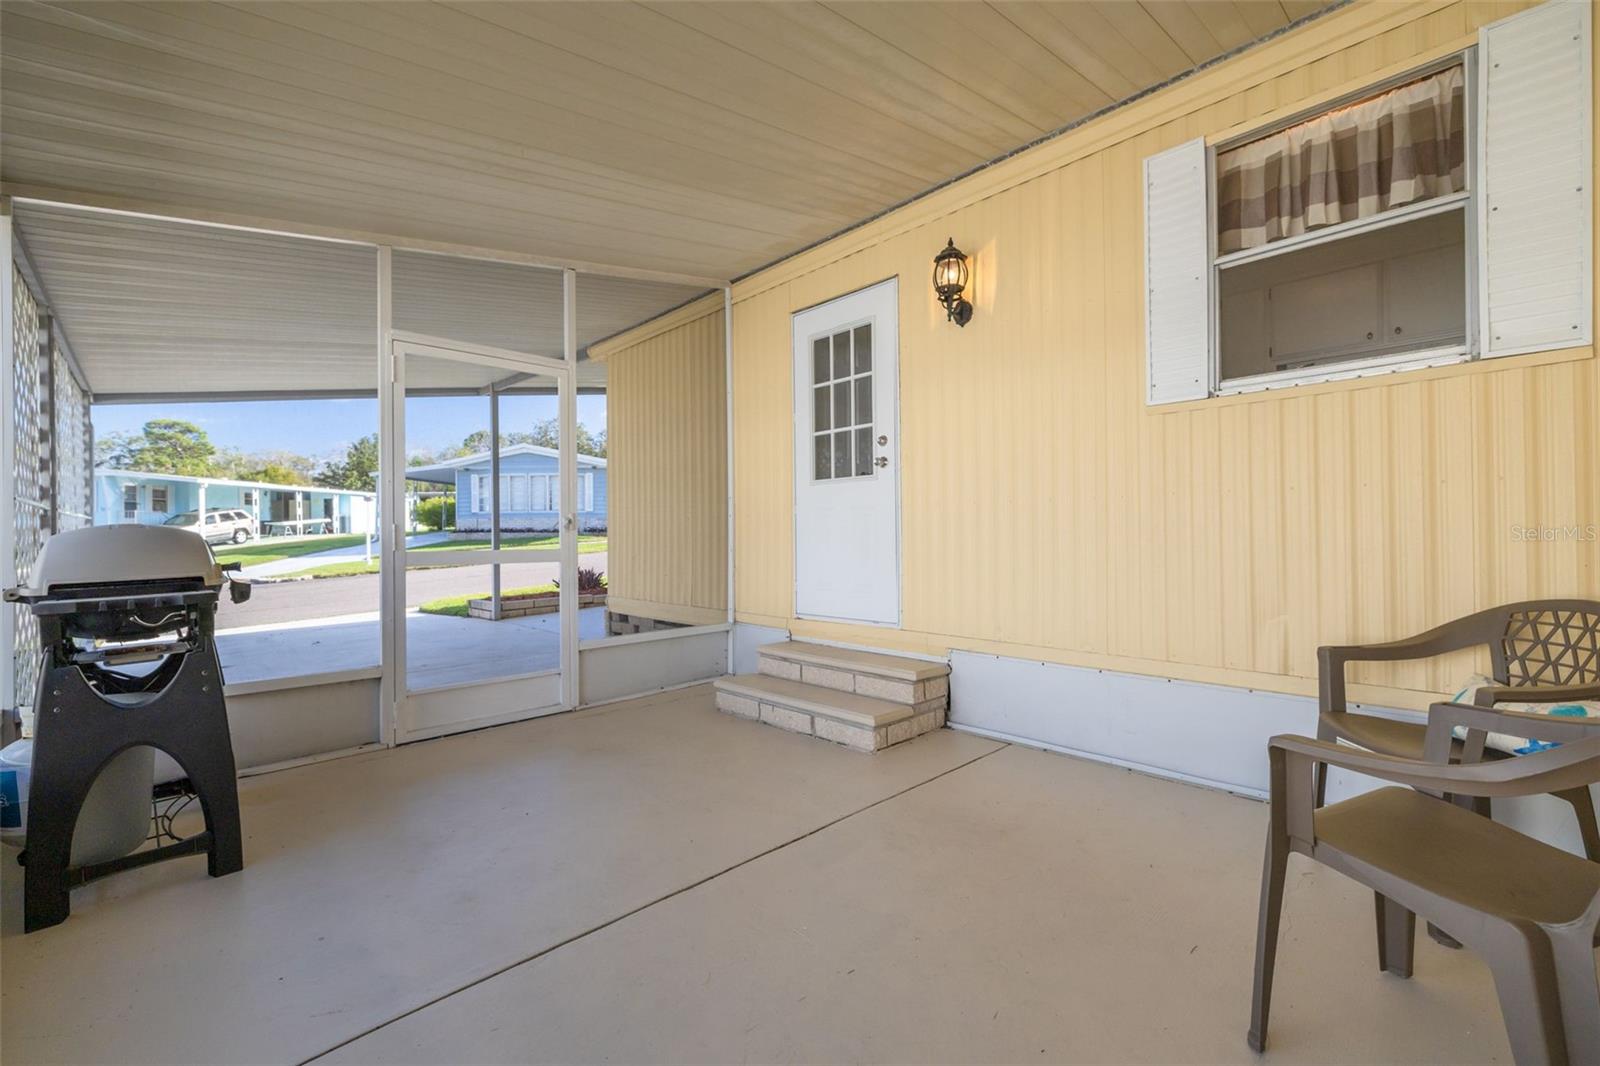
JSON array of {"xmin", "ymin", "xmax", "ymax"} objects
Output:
[{"xmin": 1270, "ymin": 728, "xmax": 1600, "ymax": 799}]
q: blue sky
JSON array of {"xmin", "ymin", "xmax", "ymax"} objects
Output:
[{"xmin": 94, "ymin": 394, "xmax": 608, "ymax": 464}]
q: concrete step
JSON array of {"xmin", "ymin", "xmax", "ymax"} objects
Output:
[
  {"xmin": 713, "ymin": 673, "xmax": 945, "ymax": 753},
  {"xmin": 756, "ymin": 641, "xmax": 949, "ymax": 706}
]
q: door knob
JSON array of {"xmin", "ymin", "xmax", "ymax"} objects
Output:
[{"xmin": 874, "ymin": 456, "xmax": 889, "ymax": 469}]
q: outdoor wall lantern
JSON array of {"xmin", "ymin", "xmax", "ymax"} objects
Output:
[{"xmin": 932, "ymin": 238, "xmax": 973, "ymax": 327}]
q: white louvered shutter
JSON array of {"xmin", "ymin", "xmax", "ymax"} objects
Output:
[
  {"xmin": 1480, "ymin": 0, "xmax": 1593, "ymax": 358},
  {"xmin": 1144, "ymin": 138, "xmax": 1213, "ymax": 404}
]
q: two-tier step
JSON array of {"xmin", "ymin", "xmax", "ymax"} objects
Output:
[{"xmin": 713, "ymin": 641, "xmax": 950, "ymax": 753}]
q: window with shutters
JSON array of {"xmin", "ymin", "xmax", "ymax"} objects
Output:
[
  {"xmin": 1146, "ymin": 4, "xmax": 1593, "ymax": 406},
  {"xmin": 1214, "ymin": 58, "xmax": 1476, "ymax": 390}
]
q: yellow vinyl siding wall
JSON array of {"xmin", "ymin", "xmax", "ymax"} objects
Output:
[
  {"xmin": 729, "ymin": 0, "xmax": 1599, "ymax": 709},
  {"xmin": 591, "ymin": 295, "xmax": 728, "ymax": 627}
]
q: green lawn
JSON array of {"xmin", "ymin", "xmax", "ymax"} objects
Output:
[
  {"xmin": 214, "ymin": 534, "xmax": 367, "ymax": 568},
  {"xmin": 418, "ymin": 583, "xmax": 557, "ymax": 617}
]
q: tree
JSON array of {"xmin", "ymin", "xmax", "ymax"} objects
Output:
[
  {"xmin": 316, "ymin": 434, "xmax": 380, "ymax": 493},
  {"xmin": 450, "ymin": 422, "xmax": 604, "ymax": 458},
  {"xmin": 236, "ymin": 461, "xmax": 303, "ymax": 486},
  {"xmin": 97, "ymin": 419, "xmax": 219, "ymax": 476}
]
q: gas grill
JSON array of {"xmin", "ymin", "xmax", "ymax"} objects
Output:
[{"xmin": 4, "ymin": 524, "xmax": 249, "ymax": 931}]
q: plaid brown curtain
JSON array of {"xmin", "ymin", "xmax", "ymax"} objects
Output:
[{"xmin": 1216, "ymin": 65, "xmax": 1465, "ymax": 255}]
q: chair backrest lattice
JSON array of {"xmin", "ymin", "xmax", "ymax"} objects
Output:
[{"xmin": 1497, "ymin": 606, "xmax": 1600, "ymax": 688}]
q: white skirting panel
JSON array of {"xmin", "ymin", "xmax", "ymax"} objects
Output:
[
  {"xmin": 227, "ymin": 677, "xmax": 381, "ymax": 768},
  {"xmin": 580, "ymin": 629, "xmax": 727, "ymax": 706},
  {"xmin": 156, "ymin": 676, "xmax": 382, "ymax": 783},
  {"xmin": 730, "ymin": 623, "xmax": 789, "ymax": 675},
  {"xmin": 949, "ymin": 649, "xmax": 1593, "ymax": 857}
]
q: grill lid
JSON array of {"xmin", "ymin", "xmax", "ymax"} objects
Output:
[{"xmin": 11, "ymin": 525, "xmax": 224, "ymax": 598}]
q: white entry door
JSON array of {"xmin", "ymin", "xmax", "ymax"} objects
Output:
[{"xmin": 792, "ymin": 279, "xmax": 899, "ymax": 625}]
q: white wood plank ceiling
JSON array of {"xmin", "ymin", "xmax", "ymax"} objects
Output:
[{"xmin": 2, "ymin": 1, "xmax": 1332, "ymax": 282}]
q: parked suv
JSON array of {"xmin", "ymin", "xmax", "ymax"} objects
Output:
[{"xmin": 163, "ymin": 509, "xmax": 256, "ymax": 545}]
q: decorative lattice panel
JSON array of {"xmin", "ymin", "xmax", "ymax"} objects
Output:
[
  {"xmin": 11, "ymin": 265, "xmax": 46, "ymax": 716},
  {"xmin": 1502, "ymin": 608, "xmax": 1600, "ymax": 687},
  {"xmin": 52, "ymin": 344, "xmax": 92, "ymax": 532}
]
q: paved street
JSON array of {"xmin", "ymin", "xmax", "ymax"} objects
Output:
[{"xmin": 217, "ymin": 553, "xmax": 608, "ymax": 629}]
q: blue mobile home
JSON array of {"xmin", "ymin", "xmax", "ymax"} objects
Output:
[
  {"xmin": 93, "ymin": 469, "xmax": 377, "ymax": 536},
  {"xmin": 404, "ymin": 444, "xmax": 607, "ymax": 533}
]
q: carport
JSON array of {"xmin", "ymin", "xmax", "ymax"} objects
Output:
[{"xmin": 8, "ymin": 3, "xmax": 1589, "ymax": 1065}]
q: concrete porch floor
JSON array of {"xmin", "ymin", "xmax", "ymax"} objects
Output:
[
  {"xmin": 215, "ymin": 606, "xmax": 610, "ymax": 687},
  {"xmin": 1, "ymin": 685, "xmax": 1513, "ymax": 1064}
]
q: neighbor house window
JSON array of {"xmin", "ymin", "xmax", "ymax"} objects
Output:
[
  {"xmin": 243, "ymin": 490, "xmax": 255, "ymax": 506},
  {"xmin": 1142, "ymin": 3, "xmax": 1592, "ymax": 406},
  {"xmin": 1215, "ymin": 63, "xmax": 1469, "ymax": 386},
  {"xmin": 506, "ymin": 474, "xmax": 529, "ymax": 512},
  {"xmin": 150, "ymin": 487, "xmax": 169, "ymax": 513},
  {"xmin": 122, "ymin": 485, "xmax": 138, "ymax": 519}
]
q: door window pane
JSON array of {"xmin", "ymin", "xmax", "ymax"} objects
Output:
[
  {"xmin": 814, "ymin": 434, "xmax": 832, "ymax": 480},
  {"xmin": 854, "ymin": 428, "xmax": 873, "ymax": 476},
  {"xmin": 853, "ymin": 377, "xmax": 872, "ymax": 426},
  {"xmin": 813, "ymin": 338, "xmax": 829, "ymax": 384},
  {"xmin": 813, "ymin": 384, "xmax": 830, "ymax": 432},
  {"xmin": 853, "ymin": 325, "xmax": 872, "ymax": 373},
  {"xmin": 832, "ymin": 382, "xmax": 850, "ymax": 428},
  {"xmin": 832, "ymin": 331, "xmax": 851, "ymax": 379},
  {"xmin": 832, "ymin": 430, "xmax": 851, "ymax": 478}
]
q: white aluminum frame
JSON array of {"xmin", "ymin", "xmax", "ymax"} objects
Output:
[
  {"xmin": 383, "ymin": 334, "xmax": 578, "ymax": 743},
  {"xmin": 1210, "ymin": 51, "xmax": 1480, "ymax": 396},
  {"xmin": 3, "ymin": 198, "xmax": 742, "ymax": 754},
  {"xmin": 1, "ymin": 207, "xmax": 15, "ymax": 723}
]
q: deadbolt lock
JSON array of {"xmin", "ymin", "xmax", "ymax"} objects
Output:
[{"xmin": 877, "ymin": 435, "xmax": 888, "ymax": 446}]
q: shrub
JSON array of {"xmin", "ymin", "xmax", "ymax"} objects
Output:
[
  {"xmin": 554, "ymin": 568, "xmax": 607, "ymax": 593},
  {"xmin": 414, "ymin": 495, "xmax": 455, "ymax": 531}
]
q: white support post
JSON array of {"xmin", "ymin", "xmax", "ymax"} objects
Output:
[
  {"xmin": 489, "ymin": 384, "xmax": 502, "ymax": 620},
  {"xmin": 560, "ymin": 269, "xmax": 579, "ymax": 708},
  {"xmin": 376, "ymin": 245, "xmax": 397, "ymax": 744},
  {"xmin": 40, "ymin": 313, "xmax": 57, "ymax": 535},
  {"xmin": 198, "ymin": 482, "xmax": 207, "ymax": 535},
  {"xmin": 723, "ymin": 285, "xmax": 735, "ymax": 670},
  {"xmin": 1, "ymin": 201, "xmax": 16, "ymax": 727}
]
